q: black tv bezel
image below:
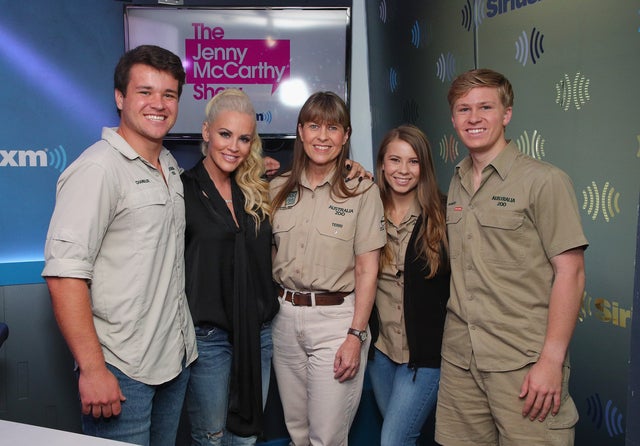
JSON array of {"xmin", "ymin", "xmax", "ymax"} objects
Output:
[{"xmin": 123, "ymin": 4, "xmax": 352, "ymax": 141}]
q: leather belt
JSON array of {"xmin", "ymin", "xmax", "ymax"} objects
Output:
[{"xmin": 278, "ymin": 288, "xmax": 351, "ymax": 306}]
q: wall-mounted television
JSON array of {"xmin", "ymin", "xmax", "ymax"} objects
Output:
[{"xmin": 124, "ymin": 6, "xmax": 351, "ymax": 139}]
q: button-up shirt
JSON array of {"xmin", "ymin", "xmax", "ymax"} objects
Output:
[
  {"xmin": 270, "ymin": 168, "xmax": 386, "ymax": 292},
  {"xmin": 43, "ymin": 127, "xmax": 197, "ymax": 385},
  {"xmin": 374, "ymin": 200, "xmax": 420, "ymax": 364},
  {"xmin": 442, "ymin": 142, "xmax": 588, "ymax": 372}
]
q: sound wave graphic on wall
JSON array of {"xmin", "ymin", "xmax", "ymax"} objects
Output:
[
  {"xmin": 461, "ymin": 0, "xmax": 485, "ymax": 31},
  {"xmin": 256, "ymin": 110, "xmax": 272, "ymax": 124},
  {"xmin": 379, "ymin": 0, "xmax": 388, "ymax": 23},
  {"xmin": 411, "ymin": 20, "xmax": 423, "ymax": 48},
  {"xmin": 436, "ymin": 52, "xmax": 456, "ymax": 83},
  {"xmin": 581, "ymin": 181, "xmax": 621, "ymax": 222},
  {"xmin": 555, "ymin": 72, "xmax": 591, "ymax": 111},
  {"xmin": 515, "ymin": 130, "xmax": 545, "ymax": 159},
  {"xmin": 389, "ymin": 67, "xmax": 399, "ymax": 92},
  {"xmin": 48, "ymin": 145, "xmax": 68, "ymax": 172},
  {"xmin": 586, "ymin": 393, "xmax": 625, "ymax": 438},
  {"xmin": 439, "ymin": 134, "xmax": 459, "ymax": 163},
  {"xmin": 636, "ymin": 134, "xmax": 640, "ymax": 157},
  {"xmin": 515, "ymin": 27, "xmax": 545, "ymax": 66}
]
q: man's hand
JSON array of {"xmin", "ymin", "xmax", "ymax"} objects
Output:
[
  {"xmin": 264, "ymin": 156, "xmax": 281, "ymax": 178},
  {"xmin": 79, "ymin": 366, "xmax": 127, "ymax": 418},
  {"xmin": 519, "ymin": 357, "xmax": 563, "ymax": 422},
  {"xmin": 333, "ymin": 336, "xmax": 362, "ymax": 383}
]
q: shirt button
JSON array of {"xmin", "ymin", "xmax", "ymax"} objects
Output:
[
  {"xmin": 470, "ymin": 325, "xmax": 476, "ymax": 330},
  {"xmin": 467, "ymin": 233, "xmax": 472, "ymax": 239},
  {"xmin": 468, "ymin": 295, "xmax": 473, "ymax": 300}
]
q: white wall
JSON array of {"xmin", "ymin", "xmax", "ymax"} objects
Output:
[{"xmin": 348, "ymin": 0, "xmax": 373, "ymax": 172}]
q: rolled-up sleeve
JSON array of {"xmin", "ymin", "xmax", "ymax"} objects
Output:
[{"xmin": 43, "ymin": 159, "xmax": 115, "ymax": 281}]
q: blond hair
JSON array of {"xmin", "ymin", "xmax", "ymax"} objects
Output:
[{"xmin": 202, "ymin": 89, "xmax": 271, "ymax": 227}]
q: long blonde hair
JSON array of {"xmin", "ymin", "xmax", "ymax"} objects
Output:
[
  {"xmin": 202, "ymin": 89, "xmax": 271, "ymax": 226},
  {"xmin": 375, "ymin": 125, "xmax": 448, "ymax": 278}
]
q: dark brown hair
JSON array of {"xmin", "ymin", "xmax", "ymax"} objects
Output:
[
  {"xmin": 375, "ymin": 125, "xmax": 448, "ymax": 278},
  {"xmin": 114, "ymin": 45, "xmax": 185, "ymax": 98},
  {"xmin": 272, "ymin": 91, "xmax": 357, "ymax": 211}
]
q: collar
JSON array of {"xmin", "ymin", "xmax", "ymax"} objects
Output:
[
  {"xmin": 300, "ymin": 165, "xmax": 337, "ymax": 189},
  {"xmin": 408, "ymin": 198, "xmax": 421, "ymax": 219},
  {"xmin": 455, "ymin": 140, "xmax": 519, "ymax": 181},
  {"xmin": 102, "ymin": 127, "xmax": 170, "ymax": 169}
]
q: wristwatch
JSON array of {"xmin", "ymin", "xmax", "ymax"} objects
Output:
[{"xmin": 347, "ymin": 327, "xmax": 368, "ymax": 343}]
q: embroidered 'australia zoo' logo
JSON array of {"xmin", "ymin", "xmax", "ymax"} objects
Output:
[
  {"xmin": 329, "ymin": 204, "xmax": 354, "ymax": 216},
  {"xmin": 284, "ymin": 191, "xmax": 298, "ymax": 207},
  {"xmin": 492, "ymin": 195, "xmax": 515, "ymax": 207}
]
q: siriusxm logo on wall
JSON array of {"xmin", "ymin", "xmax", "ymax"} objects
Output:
[
  {"xmin": 256, "ymin": 110, "xmax": 273, "ymax": 124},
  {"xmin": 0, "ymin": 145, "xmax": 67, "ymax": 172},
  {"xmin": 486, "ymin": 0, "xmax": 543, "ymax": 18},
  {"xmin": 460, "ymin": 0, "xmax": 547, "ymax": 66},
  {"xmin": 461, "ymin": 0, "xmax": 543, "ymax": 30},
  {"xmin": 0, "ymin": 144, "xmax": 70, "ymax": 266}
]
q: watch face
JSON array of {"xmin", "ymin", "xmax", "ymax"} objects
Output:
[{"xmin": 349, "ymin": 328, "xmax": 367, "ymax": 342}]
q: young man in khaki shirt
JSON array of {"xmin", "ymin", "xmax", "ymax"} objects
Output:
[{"xmin": 435, "ymin": 69, "xmax": 587, "ymax": 446}]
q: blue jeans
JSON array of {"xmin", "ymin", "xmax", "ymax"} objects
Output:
[
  {"xmin": 186, "ymin": 324, "xmax": 273, "ymax": 446},
  {"xmin": 368, "ymin": 348, "xmax": 440, "ymax": 446},
  {"xmin": 81, "ymin": 362, "xmax": 190, "ymax": 446}
]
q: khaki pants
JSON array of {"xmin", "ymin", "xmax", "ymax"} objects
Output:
[
  {"xmin": 435, "ymin": 355, "xmax": 577, "ymax": 446},
  {"xmin": 272, "ymin": 293, "xmax": 370, "ymax": 446}
]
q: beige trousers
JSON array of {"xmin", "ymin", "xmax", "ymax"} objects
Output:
[{"xmin": 272, "ymin": 293, "xmax": 370, "ymax": 446}]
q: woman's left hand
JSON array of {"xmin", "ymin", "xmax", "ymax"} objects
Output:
[
  {"xmin": 333, "ymin": 336, "xmax": 362, "ymax": 382},
  {"xmin": 344, "ymin": 160, "xmax": 373, "ymax": 183}
]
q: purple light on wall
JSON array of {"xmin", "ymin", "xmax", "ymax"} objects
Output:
[{"xmin": 0, "ymin": 22, "xmax": 115, "ymax": 128}]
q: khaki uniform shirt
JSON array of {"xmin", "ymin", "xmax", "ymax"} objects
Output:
[
  {"xmin": 43, "ymin": 127, "xmax": 197, "ymax": 385},
  {"xmin": 270, "ymin": 169, "xmax": 386, "ymax": 292},
  {"xmin": 374, "ymin": 200, "xmax": 420, "ymax": 364},
  {"xmin": 442, "ymin": 142, "xmax": 588, "ymax": 372}
]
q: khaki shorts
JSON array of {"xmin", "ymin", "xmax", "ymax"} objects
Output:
[{"xmin": 435, "ymin": 355, "xmax": 578, "ymax": 446}]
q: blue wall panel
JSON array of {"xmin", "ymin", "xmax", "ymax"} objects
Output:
[{"xmin": 0, "ymin": 2, "xmax": 123, "ymax": 265}]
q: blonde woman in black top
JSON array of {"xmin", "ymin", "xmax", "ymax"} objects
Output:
[{"xmin": 182, "ymin": 89, "xmax": 278, "ymax": 445}]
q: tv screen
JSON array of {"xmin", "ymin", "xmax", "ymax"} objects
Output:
[{"xmin": 124, "ymin": 6, "xmax": 351, "ymax": 139}]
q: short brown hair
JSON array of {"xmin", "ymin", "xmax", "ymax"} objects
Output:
[
  {"xmin": 114, "ymin": 45, "xmax": 185, "ymax": 98},
  {"xmin": 447, "ymin": 68, "xmax": 514, "ymax": 111}
]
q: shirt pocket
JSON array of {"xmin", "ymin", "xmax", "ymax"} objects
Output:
[
  {"xmin": 476, "ymin": 211, "xmax": 526, "ymax": 266},
  {"xmin": 125, "ymin": 187, "xmax": 170, "ymax": 252},
  {"xmin": 315, "ymin": 217, "xmax": 356, "ymax": 269},
  {"xmin": 446, "ymin": 205, "xmax": 463, "ymax": 259},
  {"xmin": 272, "ymin": 212, "xmax": 296, "ymax": 247}
]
